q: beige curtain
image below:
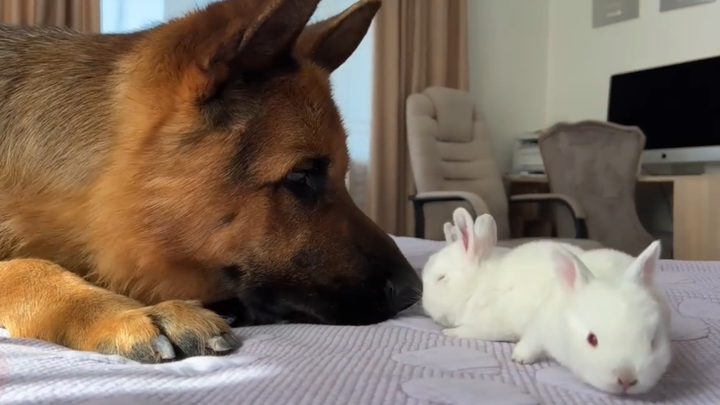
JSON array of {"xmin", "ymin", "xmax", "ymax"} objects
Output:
[
  {"xmin": 0, "ymin": 0, "xmax": 100, "ymax": 32},
  {"xmin": 365, "ymin": 0, "xmax": 469, "ymax": 236}
]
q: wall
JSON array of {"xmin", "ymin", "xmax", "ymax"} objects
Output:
[
  {"xmin": 546, "ymin": 0, "xmax": 720, "ymax": 123},
  {"xmin": 468, "ymin": 0, "xmax": 720, "ymax": 174},
  {"xmin": 545, "ymin": 0, "xmax": 720, "ymax": 234},
  {"xmin": 467, "ymin": 0, "xmax": 720, "ymax": 237},
  {"xmin": 467, "ymin": 0, "xmax": 551, "ymax": 175}
]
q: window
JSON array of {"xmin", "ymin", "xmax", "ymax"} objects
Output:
[
  {"xmin": 311, "ymin": 0, "xmax": 374, "ymax": 164},
  {"xmin": 100, "ymin": 0, "xmax": 164, "ymax": 33},
  {"xmin": 100, "ymin": 0, "xmax": 373, "ymax": 164},
  {"xmin": 100, "ymin": 0, "xmax": 206, "ymax": 32}
]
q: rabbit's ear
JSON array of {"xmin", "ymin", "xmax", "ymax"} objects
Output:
[
  {"xmin": 473, "ymin": 214, "xmax": 498, "ymax": 246},
  {"xmin": 452, "ymin": 208, "xmax": 481, "ymax": 258},
  {"xmin": 443, "ymin": 222, "xmax": 457, "ymax": 244},
  {"xmin": 552, "ymin": 246, "xmax": 593, "ymax": 292},
  {"xmin": 624, "ymin": 240, "xmax": 661, "ymax": 287}
]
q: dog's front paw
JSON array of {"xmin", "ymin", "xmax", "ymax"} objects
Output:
[{"xmin": 89, "ymin": 300, "xmax": 238, "ymax": 363}]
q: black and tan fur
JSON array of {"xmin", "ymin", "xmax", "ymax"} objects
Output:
[{"xmin": 0, "ymin": 0, "xmax": 420, "ymax": 363}]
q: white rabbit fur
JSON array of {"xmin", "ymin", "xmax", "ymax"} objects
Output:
[
  {"xmin": 443, "ymin": 209, "xmax": 495, "ymax": 245},
  {"xmin": 422, "ymin": 208, "xmax": 582, "ymax": 331},
  {"xmin": 421, "ymin": 214, "xmax": 672, "ymax": 395},
  {"xmin": 421, "ymin": 208, "xmax": 503, "ymax": 328}
]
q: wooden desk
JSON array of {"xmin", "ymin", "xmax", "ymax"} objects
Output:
[{"xmin": 506, "ymin": 174, "xmax": 720, "ymax": 261}]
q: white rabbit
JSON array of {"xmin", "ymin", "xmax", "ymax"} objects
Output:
[
  {"xmin": 431, "ymin": 235, "xmax": 671, "ymax": 395},
  {"xmin": 436, "ymin": 238, "xmax": 584, "ymax": 343},
  {"xmin": 522, "ymin": 242, "xmax": 672, "ymax": 395},
  {"xmin": 421, "ymin": 207, "xmax": 496, "ymax": 329},
  {"xmin": 424, "ymin": 212, "xmax": 586, "ymax": 341}
]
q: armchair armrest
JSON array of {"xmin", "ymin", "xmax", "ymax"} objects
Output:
[
  {"xmin": 509, "ymin": 193, "xmax": 588, "ymax": 239},
  {"xmin": 510, "ymin": 193, "xmax": 585, "ymax": 218},
  {"xmin": 409, "ymin": 191, "xmax": 491, "ymax": 239}
]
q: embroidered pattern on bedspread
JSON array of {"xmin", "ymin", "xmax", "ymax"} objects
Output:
[{"xmin": 0, "ymin": 241, "xmax": 718, "ymax": 405}]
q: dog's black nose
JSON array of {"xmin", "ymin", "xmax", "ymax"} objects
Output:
[{"xmin": 387, "ymin": 268, "xmax": 422, "ymax": 314}]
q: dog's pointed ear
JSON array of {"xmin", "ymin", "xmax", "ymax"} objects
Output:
[
  {"xmin": 234, "ymin": 0, "xmax": 322, "ymax": 71},
  {"xmin": 295, "ymin": 0, "xmax": 381, "ymax": 73},
  {"xmin": 161, "ymin": 0, "xmax": 321, "ymax": 102}
]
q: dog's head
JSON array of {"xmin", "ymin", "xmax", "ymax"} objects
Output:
[{"xmin": 117, "ymin": 0, "xmax": 421, "ymax": 326}]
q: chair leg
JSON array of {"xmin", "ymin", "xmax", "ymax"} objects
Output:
[
  {"xmin": 574, "ymin": 218, "xmax": 589, "ymax": 239},
  {"xmin": 412, "ymin": 200, "xmax": 425, "ymax": 239}
]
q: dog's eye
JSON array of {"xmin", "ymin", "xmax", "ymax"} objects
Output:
[
  {"xmin": 283, "ymin": 170, "xmax": 319, "ymax": 206},
  {"xmin": 437, "ymin": 275, "xmax": 446, "ymax": 282},
  {"xmin": 282, "ymin": 157, "xmax": 329, "ymax": 206},
  {"xmin": 286, "ymin": 171, "xmax": 308, "ymax": 185}
]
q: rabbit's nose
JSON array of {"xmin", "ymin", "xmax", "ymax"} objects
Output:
[{"xmin": 617, "ymin": 376, "xmax": 638, "ymax": 391}]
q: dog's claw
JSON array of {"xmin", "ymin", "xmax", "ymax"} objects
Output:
[
  {"xmin": 153, "ymin": 335, "xmax": 176, "ymax": 360},
  {"xmin": 221, "ymin": 315, "xmax": 236, "ymax": 325},
  {"xmin": 207, "ymin": 335, "xmax": 233, "ymax": 352}
]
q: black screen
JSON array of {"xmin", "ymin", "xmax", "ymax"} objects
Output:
[{"xmin": 607, "ymin": 55, "xmax": 720, "ymax": 150}]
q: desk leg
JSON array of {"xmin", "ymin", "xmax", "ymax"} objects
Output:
[{"xmin": 673, "ymin": 175, "xmax": 720, "ymax": 261}]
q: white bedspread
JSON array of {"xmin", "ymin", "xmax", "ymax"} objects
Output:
[{"xmin": 0, "ymin": 237, "xmax": 719, "ymax": 405}]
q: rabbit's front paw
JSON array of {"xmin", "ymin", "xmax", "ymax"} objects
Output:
[
  {"xmin": 511, "ymin": 338, "xmax": 542, "ymax": 365},
  {"xmin": 442, "ymin": 325, "xmax": 476, "ymax": 339}
]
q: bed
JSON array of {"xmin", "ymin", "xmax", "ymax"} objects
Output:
[{"xmin": 0, "ymin": 236, "xmax": 718, "ymax": 405}]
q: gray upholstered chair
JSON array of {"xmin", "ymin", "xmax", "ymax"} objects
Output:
[
  {"xmin": 405, "ymin": 86, "xmax": 603, "ymax": 250},
  {"xmin": 538, "ymin": 120, "xmax": 657, "ymax": 257}
]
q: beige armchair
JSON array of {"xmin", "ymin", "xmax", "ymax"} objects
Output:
[
  {"xmin": 538, "ymin": 120, "xmax": 658, "ymax": 257},
  {"xmin": 405, "ymin": 86, "xmax": 602, "ymax": 250}
]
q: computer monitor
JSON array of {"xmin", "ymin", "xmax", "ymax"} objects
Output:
[{"xmin": 607, "ymin": 55, "xmax": 720, "ymax": 168}]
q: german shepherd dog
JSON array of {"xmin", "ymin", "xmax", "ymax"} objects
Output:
[{"xmin": 0, "ymin": 0, "xmax": 421, "ymax": 364}]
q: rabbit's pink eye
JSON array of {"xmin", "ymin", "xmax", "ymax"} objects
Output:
[{"xmin": 587, "ymin": 333, "xmax": 598, "ymax": 347}]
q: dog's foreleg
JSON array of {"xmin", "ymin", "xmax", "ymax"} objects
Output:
[{"xmin": 0, "ymin": 259, "xmax": 238, "ymax": 363}]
